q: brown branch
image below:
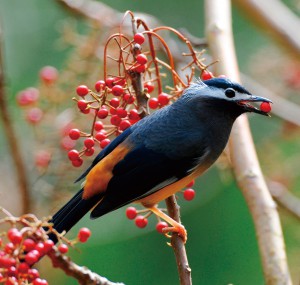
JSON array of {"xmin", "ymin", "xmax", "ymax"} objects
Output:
[
  {"xmin": 268, "ymin": 181, "xmax": 300, "ymax": 220},
  {"xmin": 0, "ymin": 18, "xmax": 31, "ymax": 213},
  {"xmin": 205, "ymin": 1, "xmax": 292, "ymax": 285},
  {"xmin": 165, "ymin": 196, "xmax": 192, "ymax": 285},
  {"xmin": 233, "ymin": 0, "xmax": 300, "ymax": 60},
  {"xmin": 241, "ymin": 74, "xmax": 300, "ymax": 126},
  {"xmin": 48, "ymin": 248, "xmax": 125, "ymax": 285}
]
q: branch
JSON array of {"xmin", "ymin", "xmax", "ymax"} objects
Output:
[
  {"xmin": 241, "ymin": 74, "xmax": 300, "ymax": 126},
  {"xmin": 165, "ymin": 196, "xmax": 192, "ymax": 285},
  {"xmin": 0, "ymin": 17, "xmax": 31, "ymax": 213},
  {"xmin": 268, "ymin": 180, "xmax": 300, "ymax": 220},
  {"xmin": 48, "ymin": 248, "xmax": 125, "ymax": 285},
  {"xmin": 233, "ymin": 0, "xmax": 300, "ymax": 60},
  {"xmin": 205, "ymin": 1, "xmax": 292, "ymax": 284}
]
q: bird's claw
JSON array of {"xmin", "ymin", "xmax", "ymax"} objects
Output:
[{"xmin": 162, "ymin": 225, "xmax": 187, "ymax": 244}]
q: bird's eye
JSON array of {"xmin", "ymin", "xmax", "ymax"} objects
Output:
[{"xmin": 225, "ymin": 88, "xmax": 236, "ymax": 98}]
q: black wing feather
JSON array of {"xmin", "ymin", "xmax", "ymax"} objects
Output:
[{"xmin": 91, "ymin": 144, "xmax": 206, "ymax": 218}]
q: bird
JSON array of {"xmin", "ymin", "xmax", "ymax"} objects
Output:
[{"xmin": 48, "ymin": 77, "xmax": 271, "ymax": 243}]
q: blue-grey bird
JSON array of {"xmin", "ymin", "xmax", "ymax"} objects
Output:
[{"xmin": 49, "ymin": 78, "xmax": 271, "ymax": 242}]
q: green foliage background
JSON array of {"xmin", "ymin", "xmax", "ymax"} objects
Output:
[{"xmin": 0, "ymin": 1, "xmax": 299, "ymax": 285}]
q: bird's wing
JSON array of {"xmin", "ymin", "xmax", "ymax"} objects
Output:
[
  {"xmin": 90, "ymin": 143, "xmax": 208, "ymax": 218},
  {"xmin": 75, "ymin": 127, "xmax": 133, "ymax": 182}
]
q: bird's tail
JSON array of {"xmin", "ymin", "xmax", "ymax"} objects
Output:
[{"xmin": 47, "ymin": 188, "xmax": 103, "ymax": 243}]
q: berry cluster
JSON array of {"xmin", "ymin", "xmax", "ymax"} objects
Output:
[
  {"xmin": 66, "ymin": 31, "xmax": 180, "ymax": 167},
  {"xmin": 0, "ymin": 210, "xmax": 91, "ymax": 285},
  {"xmin": 124, "ymin": 180, "xmax": 196, "ymax": 234}
]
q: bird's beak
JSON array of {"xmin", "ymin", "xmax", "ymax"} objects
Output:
[{"xmin": 236, "ymin": 95, "xmax": 272, "ymax": 116}]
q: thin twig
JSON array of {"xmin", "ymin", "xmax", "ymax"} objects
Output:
[
  {"xmin": 241, "ymin": 73, "xmax": 300, "ymax": 126},
  {"xmin": 0, "ymin": 19, "xmax": 31, "ymax": 213},
  {"xmin": 48, "ymin": 248, "xmax": 125, "ymax": 285},
  {"xmin": 233, "ymin": 0, "xmax": 300, "ymax": 60},
  {"xmin": 165, "ymin": 196, "xmax": 192, "ymax": 285},
  {"xmin": 205, "ymin": 1, "xmax": 292, "ymax": 285},
  {"xmin": 268, "ymin": 181, "xmax": 300, "ymax": 220}
]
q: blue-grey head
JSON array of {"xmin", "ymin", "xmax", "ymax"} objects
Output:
[{"xmin": 181, "ymin": 78, "xmax": 272, "ymax": 119}]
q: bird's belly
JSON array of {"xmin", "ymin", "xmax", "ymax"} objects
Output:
[{"xmin": 138, "ymin": 164, "xmax": 208, "ymax": 207}]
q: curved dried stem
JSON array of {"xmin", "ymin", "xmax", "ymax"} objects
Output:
[
  {"xmin": 0, "ymin": 20, "xmax": 31, "ymax": 214},
  {"xmin": 205, "ymin": 1, "xmax": 292, "ymax": 284}
]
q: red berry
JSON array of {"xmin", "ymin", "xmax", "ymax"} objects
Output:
[
  {"xmin": 7, "ymin": 228, "xmax": 22, "ymax": 245},
  {"xmin": 85, "ymin": 147, "xmax": 95, "ymax": 156},
  {"xmin": 136, "ymin": 54, "xmax": 148, "ymax": 65},
  {"xmin": 135, "ymin": 216, "xmax": 148, "ymax": 228},
  {"xmin": 76, "ymin": 85, "xmax": 89, "ymax": 97},
  {"xmin": 68, "ymin": 149, "xmax": 80, "ymax": 161},
  {"xmin": 134, "ymin": 64, "xmax": 146, "ymax": 73},
  {"xmin": 123, "ymin": 93, "xmax": 135, "ymax": 104},
  {"xmin": 110, "ymin": 97, "xmax": 120, "ymax": 108},
  {"xmin": 0, "ymin": 256, "xmax": 15, "ymax": 268},
  {"xmin": 202, "ymin": 70, "xmax": 213, "ymax": 80},
  {"xmin": 18, "ymin": 262, "xmax": 30, "ymax": 274},
  {"xmin": 16, "ymin": 88, "xmax": 39, "ymax": 106},
  {"xmin": 58, "ymin": 244, "xmax": 68, "ymax": 254},
  {"xmin": 183, "ymin": 188, "xmax": 195, "ymax": 201},
  {"xmin": 156, "ymin": 221, "xmax": 168, "ymax": 233},
  {"xmin": 186, "ymin": 180, "xmax": 195, "ymax": 188},
  {"xmin": 105, "ymin": 77, "xmax": 115, "ymax": 88},
  {"xmin": 114, "ymin": 77, "xmax": 126, "ymax": 86},
  {"xmin": 23, "ymin": 239, "xmax": 36, "ymax": 252},
  {"xmin": 78, "ymin": 227, "xmax": 91, "ymax": 242},
  {"xmin": 84, "ymin": 138, "xmax": 95, "ymax": 149},
  {"xmin": 72, "ymin": 158, "xmax": 83, "ymax": 167},
  {"xmin": 111, "ymin": 85, "xmax": 124, "ymax": 96},
  {"xmin": 95, "ymin": 80, "xmax": 106, "ymax": 92},
  {"xmin": 125, "ymin": 207, "xmax": 137, "ymax": 220},
  {"xmin": 7, "ymin": 266, "xmax": 17, "ymax": 277},
  {"xmin": 26, "ymin": 108, "xmax": 43, "ymax": 124},
  {"xmin": 148, "ymin": 98, "xmax": 159, "ymax": 109},
  {"xmin": 260, "ymin": 102, "xmax": 272, "ymax": 113},
  {"xmin": 94, "ymin": 121, "xmax": 104, "ymax": 131},
  {"xmin": 28, "ymin": 268, "xmax": 40, "ymax": 280},
  {"xmin": 100, "ymin": 138, "xmax": 110, "ymax": 149},
  {"xmin": 158, "ymin": 93, "xmax": 170, "ymax": 106},
  {"xmin": 134, "ymin": 33, "xmax": 145, "ymax": 45},
  {"xmin": 144, "ymin": 82, "xmax": 155, "ymax": 93},
  {"xmin": 43, "ymin": 240, "xmax": 54, "ymax": 253},
  {"xmin": 95, "ymin": 131, "xmax": 107, "ymax": 141},
  {"xmin": 33, "ymin": 278, "xmax": 48, "ymax": 285},
  {"xmin": 110, "ymin": 115, "xmax": 122, "ymax": 126},
  {"xmin": 5, "ymin": 276, "xmax": 17, "ymax": 285},
  {"xmin": 69, "ymin": 128, "xmax": 81, "ymax": 140},
  {"xmin": 128, "ymin": 109, "xmax": 140, "ymax": 121},
  {"xmin": 97, "ymin": 108, "xmax": 109, "ymax": 119},
  {"xmin": 61, "ymin": 136, "xmax": 76, "ymax": 151},
  {"xmin": 35, "ymin": 242, "xmax": 46, "ymax": 255},
  {"xmin": 77, "ymin": 100, "xmax": 88, "ymax": 111},
  {"xmin": 116, "ymin": 108, "xmax": 127, "ymax": 118},
  {"xmin": 4, "ymin": 243, "xmax": 15, "ymax": 254},
  {"xmin": 119, "ymin": 120, "xmax": 131, "ymax": 131},
  {"xmin": 25, "ymin": 251, "xmax": 40, "ymax": 265},
  {"xmin": 39, "ymin": 66, "xmax": 58, "ymax": 84},
  {"xmin": 110, "ymin": 107, "xmax": 117, "ymax": 115},
  {"xmin": 35, "ymin": 150, "xmax": 51, "ymax": 168}
]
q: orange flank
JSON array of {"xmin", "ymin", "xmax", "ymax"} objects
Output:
[
  {"xmin": 138, "ymin": 163, "xmax": 209, "ymax": 207},
  {"xmin": 83, "ymin": 143, "xmax": 131, "ymax": 199}
]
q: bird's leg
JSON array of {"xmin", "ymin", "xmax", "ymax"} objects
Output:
[{"xmin": 147, "ymin": 206, "xmax": 187, "ymax": 243}]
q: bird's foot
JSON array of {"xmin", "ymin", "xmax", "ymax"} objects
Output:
[
  {"xmin": 146, "ymin": 205, "xmax": 187, "ymax": 244},
  {"xmin": 162, "ymin": 224, "xmax": 187, "ymax": 244}
]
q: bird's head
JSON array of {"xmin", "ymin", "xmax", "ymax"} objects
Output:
[{"xmin": 183, "ymin": 78, "xmax": 272, "ymax": 118}]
